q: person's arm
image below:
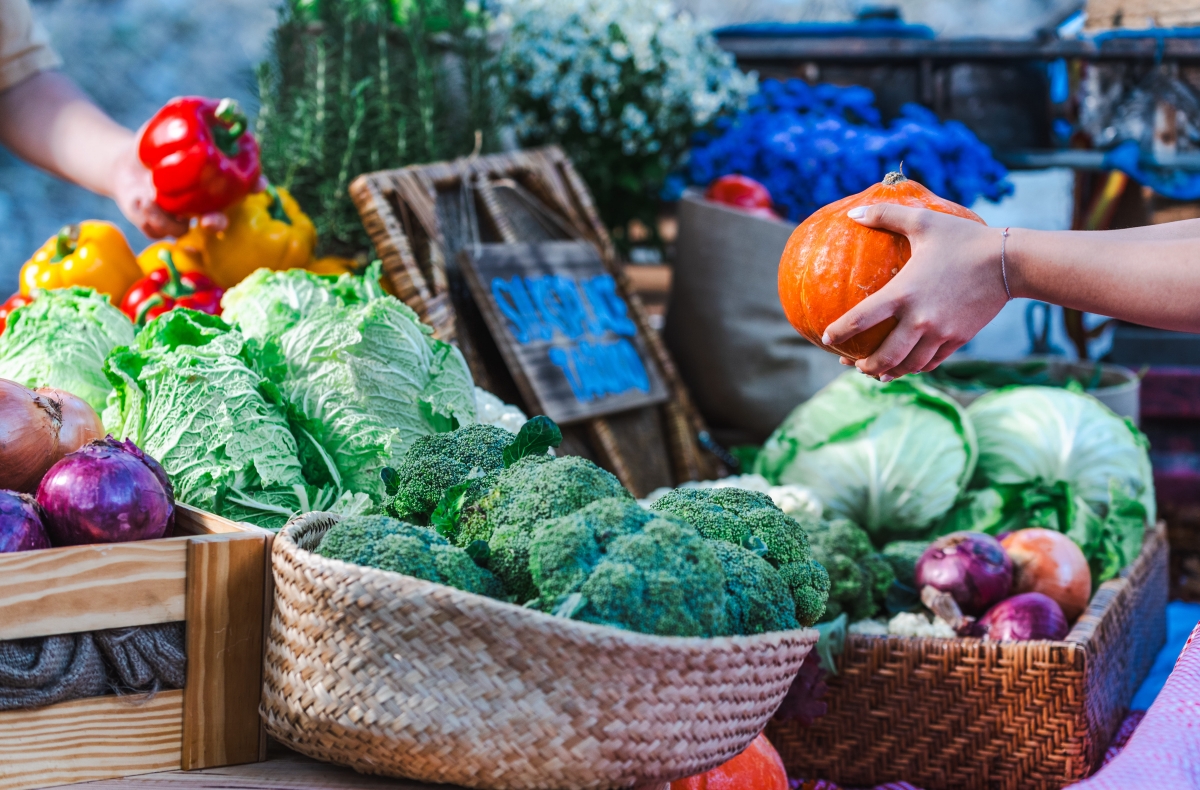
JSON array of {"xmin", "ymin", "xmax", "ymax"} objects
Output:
[
  {"xmin": 0, "ymin": 70, "xmax": 187, "ymax": 237},
  {"xmin": 821, "ymin": 204, "xmax": 1200, "ymax": 381}
]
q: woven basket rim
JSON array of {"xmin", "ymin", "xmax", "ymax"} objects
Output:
[
  {"xmin": 278, "ymin": 510, "xmax": 821, "ymax": 650},
  {"xmin": 844, "ymin": 520, "xmax": 1167, "ymax": 650}
]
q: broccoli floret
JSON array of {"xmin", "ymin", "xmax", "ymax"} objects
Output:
[
  {"xmin": 529, "ymin": 498, "xmax": 728, "ymax": 637},
  {"xmin": 651, "ymin": 487, "xmax": 829, "ymax": 626},
  {"xmin": 457, "ymin": 455, "xmax": 632, "ymax": 600},
  {"xmin": 315, "ymin": 515, "xmax": 503, "ymax": 598},
  {"xmin": 381, "ymin": 424, "xmax": 515, "ymax": 523},
  {"xmin": 807, "ymin": 518, "xmax": 895, "ymax": 622},
  {"xmin": 881, "ymin": 540, "xmax": 929, "ymax": 589},
  {"xmin": 707, "ymin": 541, "xmax": 800, "ymax": 635}
]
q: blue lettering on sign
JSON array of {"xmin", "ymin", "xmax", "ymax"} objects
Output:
[
  {"xmin": 491, "ymin": 271, "xmax": 650, "ymax": 405},
  {"xmin": 548, "ymin": 339, "xmax": 651, "ymax": 402}
]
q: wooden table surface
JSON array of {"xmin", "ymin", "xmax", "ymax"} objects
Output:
[{"xmin": 53, "ymin": 745, "xmax": 446, "ymax": 790}]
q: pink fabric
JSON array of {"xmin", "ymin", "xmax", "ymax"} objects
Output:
[{"xmin": 1067, "ymin": 621, "xmax": 1200, "ymax": 789}]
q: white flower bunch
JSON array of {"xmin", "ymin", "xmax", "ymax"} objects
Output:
[{"xmin": 496, "ymin": 0, "xmax": 755, "ymax": 228}]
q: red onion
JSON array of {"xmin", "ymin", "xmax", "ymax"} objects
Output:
[
  {"xmin": 980, "ymin": 592, "xmax": 1069, "ymax": 642},
  {"xmin": 0, "ymin": 490, "xmax": 51, "ymax": 552},
  {"xmin": 915, "ymin": 531, "xmax": 1013, "ymax": 616},
  {"xmin": 37, "ymin": 437, "xmax": 174, "ymax": 546}
]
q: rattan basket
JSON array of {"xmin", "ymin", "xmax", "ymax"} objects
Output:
[
  {"xmin": 768, "ymin": 521, "xmax": 1170, "ymax": 790},
  {"xmin": 261, "ymin": 512, "xmax": 819, "ymax": 790}
]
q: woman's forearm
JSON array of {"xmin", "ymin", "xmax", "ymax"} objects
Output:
[
  {"xmin": 1008, "ymin": 229, "xmax": 1200, "ymax": 332},
  {"xmin": 1096, "ymin": 218, "xmax": 1200, "ymax": 240},
  {"xmin": 0, "ymin": 71, "xmax": 132, "ymax": 197}
]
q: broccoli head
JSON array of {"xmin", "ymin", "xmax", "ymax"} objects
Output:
[
  {"xmin": 807, "ymin": 518, "xmax": 895, "ymax": 622},
  {"xmin": 651, "ymin": 487, "xmax": 829, "ymax": 626},
  {"xmin": 528, "ymin": 498, "xmax": 728, "ymax": 637},
  {"xmin": 707, "ymin": 540, "xmax": 800, "ymax": 635},
  {"xmin": 881, "ymin": 540, "xmax": 930, "ymax": 589},
  {"xmin": 456, "ymin": 455, "xmax": 632, "ymax": 600},
  {"xmin": 381, "ymin": 424, "xmax": 515, "ymax": 523},
  {"xmin": 315, "ymin": 514, "xmax": 504, "ymax": 598}
]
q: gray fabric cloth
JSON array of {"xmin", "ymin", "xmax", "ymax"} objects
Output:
[
  {"xmin": 0, "ymin": 623, "xmax": 187, "ymax": 711},
  {"xmin": 0, "ymin": 633, "xmax": 108, "ymax": 711},
  {"xmin": 95, "ymin": 623, "xmax": 187, "ymax": 693},
  {"xmin": 664, "ymin": 193, "xmax": 844, "ymax": 447}
]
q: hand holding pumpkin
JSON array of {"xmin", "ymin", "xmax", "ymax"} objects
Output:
[{"xmin": 824, "ymin": 203, "xmax": 1009, "ymax": 379}]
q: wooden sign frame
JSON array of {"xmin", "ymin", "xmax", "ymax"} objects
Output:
[{"xmin": 350, "ymin": 146, "xmax": 726, "ymax": 495}]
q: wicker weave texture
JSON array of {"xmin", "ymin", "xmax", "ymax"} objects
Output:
[
  {"xmin": 261, "ymin": 513, "xmax": 818, "ymax": 790},
  {"xmin": 769, "ymin": 522, "xmax": 1169, "ymax": 790}
]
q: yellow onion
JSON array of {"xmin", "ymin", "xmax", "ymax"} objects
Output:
[
  {"xmin": 35, "ymin": 388, "xmax": 104, "ymax": 457},
  {"xmin": 0, "ymin": 379, "xmax": 63, "ymax": 492}
]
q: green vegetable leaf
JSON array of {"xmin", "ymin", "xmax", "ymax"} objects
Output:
[
  {"xmin": 813, "ymin": 613, "xmax": 848, "ymax": 675},
  {"xmin": 742, "ymin": 533, "xmax": 769, "ymax": 558},
  {"xmin": 552, "ymin": 592, "xmax": 587, "ymax": 619},
  {"xmin": 503, "ymin": 416, "xmax": 563, "ymax": 467},
  {"xmin": 465, "ymin": 539, "xmax": 491, "ymax": 568},
  {"xmin": 430, "ymin": 480, "xmax": 472, "ymax": 540},
  {"xmin": 380, "ymin": 467, "xmax": 400, "ymax": 496}
]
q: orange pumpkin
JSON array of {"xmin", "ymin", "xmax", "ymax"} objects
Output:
[
  {"xmin": 777, "ymin": 171, "xmax": 986, "ymax": 360},
  {"xmin": 670, "ymin": 733, "xmax": 789, "ymax": 790}
]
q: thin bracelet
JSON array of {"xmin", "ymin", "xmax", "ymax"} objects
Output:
[{"xmin": 1000, "ymin": 227, "xmax": 1013, "ymax": 301}]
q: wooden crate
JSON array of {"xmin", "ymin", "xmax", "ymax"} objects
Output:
[
  {"xmin": 0, "ymin": 505, "xmax": 272, "ymax": 790},
  {"xmin": 768, "ymin": 522, "xmax": 1169, "ymax": 790},
  {"xmin": 1085, "ymin": 0, "xmax": 1200, "ymax": 30},
  {"xmin": 349, "ymin": 146, "xmax": 727, "ymax": 496}
]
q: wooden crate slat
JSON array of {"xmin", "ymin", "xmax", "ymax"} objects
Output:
[
  {"xmin": 181, "ymin": 534, "xmax": 270, "ymax": 770},
  {"xmin": 0, "ymin": 691, "xmax": 184, "ymax": 790},
  {"xmin": 0, "ymin": 538, "xmax": 189, "ymax": 641}
]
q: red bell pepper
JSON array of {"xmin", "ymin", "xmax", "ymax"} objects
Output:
[
  {"xmin": 120, "ymin": 249, "xmax": 224, "ymax": 326},
  {"xmin": 139, "ymin": 96, "xmax": 261, "ymax": 216},
  {"xmin": 0, "ymin": 293, "xmax": 33, "ymax": 335}
]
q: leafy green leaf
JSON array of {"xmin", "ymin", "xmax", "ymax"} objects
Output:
[
  {"xmin": 552, "ymin": 592, "xmax": 587, "ymax": 619},
  {"xmin": 430, "ymin": 480, "xmax": 472, "ymax": 540},
  {"xmin": 742, "ymin": 534, "xmax": 769, "ymax": 558},
  {"xmin": 380, "ymin": 467, "xmax": 400, "ymax": 496},
  {"xmin": 503, "ymin": 416, "xmax": 563, "ymax": 467},
  {"xmin": 814, "ymin": 613, "xmax": 848, "ymax": 675},
  {"xmin": 465, "ymin": 540, "xmax": 491, "ymax": 568}
]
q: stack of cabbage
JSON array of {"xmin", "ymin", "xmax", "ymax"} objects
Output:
[
  {"xmin": 101, "ymin": 266, "xmax": 507, "ymax": 529},
  {"xmin": 756, "ymin": 373, "xmax": 1154, "ymax": 586}
]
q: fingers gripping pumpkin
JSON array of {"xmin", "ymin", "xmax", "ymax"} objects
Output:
[{"xmin": 777, "ymin": 171, "xmax": 986, "ymax": 360}]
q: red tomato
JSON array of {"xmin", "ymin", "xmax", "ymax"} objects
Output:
[
  {"xmin": 704, "ymin": 175, "xmax": 778, "ymax": 218},
  {"xmin": 0, "ymin": 293, "xmax": 33, "ymax": 335},
  {"xmin": 670, "ymin": 733, "xmax": 789, "ymax": 790}
]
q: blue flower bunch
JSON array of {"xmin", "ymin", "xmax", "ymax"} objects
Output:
[{"xmin": 681, "ymin": 79, "xmax": 1013, "ymax": 221}]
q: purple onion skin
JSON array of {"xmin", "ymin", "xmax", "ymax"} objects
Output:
[
  {"xmin": 36, "ymin": 438, "xmax": 174, "ymax": 546},
  {"xmin": 980, "ymin": 592, "xmax": 1069, "ymax": 642},
  {"xmin": 0, "ymin": 490, "xmax": 51, "ymax": 552},
  {"xmin": 915, "ymin": 531, "xmax": 1013, "ymax": 616}
]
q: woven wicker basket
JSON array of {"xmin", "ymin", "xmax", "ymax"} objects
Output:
[
  {"xmin": 261, "ymin": 512, "xmax": 819, "ymax": 790},
  {"xmin": 768, "ymin": 521, "xmax": 1170, "ymax": 790}
]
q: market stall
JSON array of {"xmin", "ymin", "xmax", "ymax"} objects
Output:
[{"xmin": 2, "ymin": 0, "xmax": 1199, "ymax": 788}]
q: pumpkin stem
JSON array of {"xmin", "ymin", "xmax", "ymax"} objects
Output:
[{"xmin": 883, "ymin": 170, "xmax": 908, "ymax": 185}]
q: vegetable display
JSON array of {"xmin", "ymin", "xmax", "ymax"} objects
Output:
[
  {"xmin": 139, "ymin": 96, "xmax": 261, "ymax": 216},
  {"xmin": 120, "ymin": 249, "xmax": 224, "ymax": 326},
  {"xmin": 0, "ymin": 491, "xmax": 51, "ymax": 553},
  {"xmin": 182, "ymin": 185, "xmax": 317, "ymax": 288},
  {"xmin": 777, "ymin": 171, "xmax": 985, "ymax": 360},
  {"xmin": 755, "ymin": 373, "xmax": 976, "ymax": 542},
  {"xmin": 37, "ymin": 438, "xmax": 175, "ymax": 546},
  {"xmin": 20, "ymin": 222, "xmax": 143, "ymax": 305},
  {"xmin": 0, "ymin": 287, "xmax": 135, "ymax": 413}
]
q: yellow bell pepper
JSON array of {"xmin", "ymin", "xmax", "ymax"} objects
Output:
[
  {"xmin": 21, "ymin": 221, "xmax": 142, "ymax": 303},
  {"xmin": 307, "ymin": 256, "xmax": 357, "ymax": 275},
  {"xmin": 195, "ymin": 185, "xmax": 317, "ymax": 288},
  {"xmin": 136, "ymin": 239, "xmax": 207, "ymax": 276}
]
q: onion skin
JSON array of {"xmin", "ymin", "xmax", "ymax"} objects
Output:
[
  {"xmin": 915, "ymin": 531, "xmax": 1013, "ymax": 616},
  {"xmin": 0, "ymin": 379, "xmax": 62, "ymax": 493},
  {"xmin": 35, "ymin": 388, "xmax": 103, "ymax": 457},
  {"xmin": 0, "ymin": 490, "xmax": 51, "ymax": 552},
  {"xmin": 980, "ymin": 592, "xmax": 1069, "ymax": 642},
  {"xmin": 37, "ymin": 438, "xmax": 174, "ymax": 546},
  {"xmin": 1001, "ymin": 528, "xmax": 1092, "ymax": 621}
]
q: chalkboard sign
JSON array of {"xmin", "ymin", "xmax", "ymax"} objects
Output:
[{"xmin": 460, "ymin": 241, "xmax": 670, "ymax": 424}]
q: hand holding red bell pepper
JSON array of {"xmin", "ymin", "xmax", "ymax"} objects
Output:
[
  {"xmin": 138, "ymin": 96, "xmax": 261, "ymax": 216},
  {"xmin": 120, "ymin": 249, "xmax": 224, "ymax": 326}
]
